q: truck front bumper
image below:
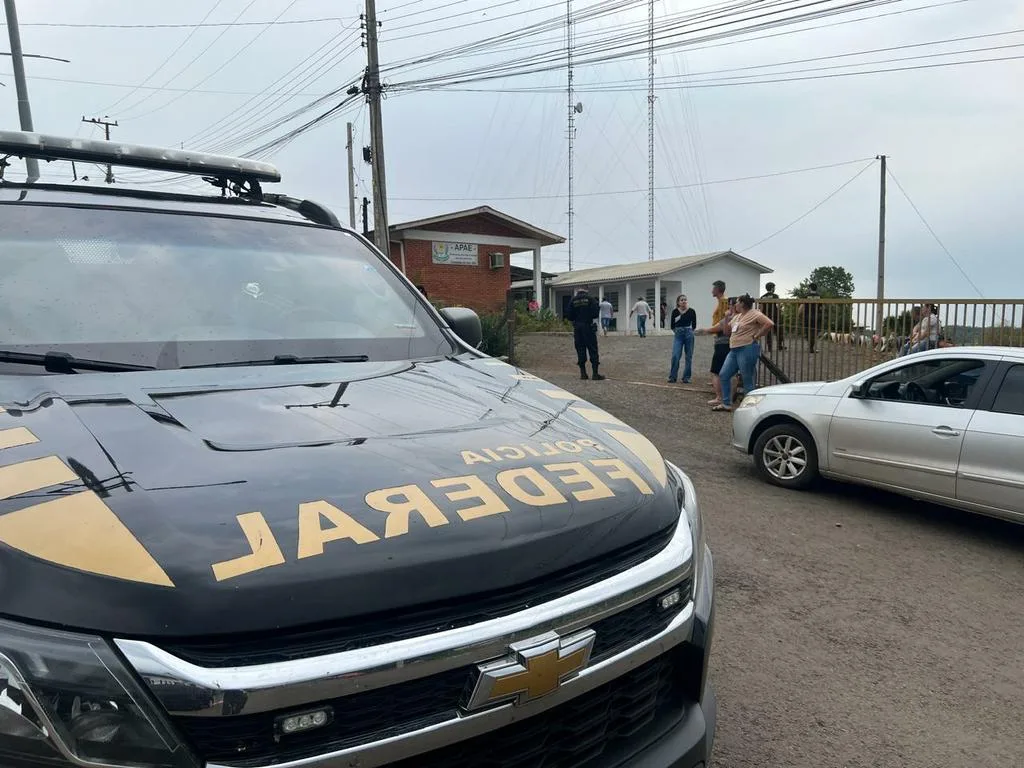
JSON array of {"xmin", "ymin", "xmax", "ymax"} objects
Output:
[{"xmin": 622, "ymin": 688, "xmax": 717, "ymax": 768}]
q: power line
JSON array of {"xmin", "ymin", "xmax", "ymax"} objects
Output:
[
  {"xmin": 121, "ymin": 0, "xmax": 303, "ymax": 121},
  {"xmin": 0, "ymin": 71, "xmax": 328, "ymax": 96},
  {"xmin": 183, "ymin": 31, "xmax": 361, "ymax": 150},
  {"xmin": 885, "ymin": 165, "xmax": 984, "ymax": 298},
  {"xmin": 380, "ymin": 0, "xmax": 966, "ymax": 78},
  {"xmin": 389, "ymin": 0, "xmax": 902, "ymax": 89},
  {"xmin": 93, "ymin": 0, "xmax": 224, "ymax": 114},
  {"xmin": 2, "ymin": 17, "xmax": 345, "ymax": 29},
  {"xmin": 425, "ymin": 51, "xmax": 1024, "ymax": 92},
  {"xmin": 386, "ymin": 0, "xmax": 527, "ymax": 27},
  {"xmin": 744, "ymin": 160, "xmax": 876, "ymax": 251},
  {"xmin": 390, "ymin": 157, "xmax": 876, "ymax": 200},
  {"xmin": 526, "ymin": 28, "xmax": 1024, "ymax": 87}
]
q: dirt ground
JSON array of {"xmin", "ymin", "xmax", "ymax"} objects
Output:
[{"xmin": 517, "ymin": 333, "xmax": 1024, "ymax": 768}]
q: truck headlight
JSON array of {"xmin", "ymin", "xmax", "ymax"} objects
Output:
[
  {"xmin": 667, "ymin": 461, "xmax": 705, "ymax": 597},
  {"xmin": 0, "ymin": 619, "xmax": 197, "ymax": 768}
]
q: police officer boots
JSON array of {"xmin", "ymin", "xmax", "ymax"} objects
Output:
[
  {"xmin": 579, "ymin": 364, "xmax": 589, "ymax": 380},
  {"xmin": 591, "ymin": 363, "xmax": 606, "ymax": 381}
]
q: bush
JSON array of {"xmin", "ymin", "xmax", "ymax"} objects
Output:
[
  {"xmin": 514, "ymin": 299, "xmax": 570, "ymax": 332},
  {"xmin": 479, "ymin": 313, "xmax": 509, "ymax": 358},
  {"xmin": 981, "ymin": 324, "xmax": 1024, "ymax": 347}
]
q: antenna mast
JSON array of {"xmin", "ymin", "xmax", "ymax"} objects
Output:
[
  {"xmin": 647, "ymin": 0, "xmax": 655, "ymax": 261},
  {"xmin": 567, "ymin": 0, "xmax": 575, "ymax": 272}
]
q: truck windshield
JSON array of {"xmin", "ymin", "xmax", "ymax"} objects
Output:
[{"xmin": 0, "ymin": 204, "xmax": 454, "ymax": 371}]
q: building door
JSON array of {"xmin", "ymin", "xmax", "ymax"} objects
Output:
[{"xmin": 561, "ymin": 294, "xmax": 572, "ymax": 319}]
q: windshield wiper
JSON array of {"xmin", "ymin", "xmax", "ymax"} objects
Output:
[
  {"xmin": 185, "ymin": 354, "xmax": 370, "ymax": 369},
  {"xmin": 0, "ymin": 351, "xmax": 156, "ymax": 374}
]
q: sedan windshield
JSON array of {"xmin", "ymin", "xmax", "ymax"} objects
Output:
[{"xmin": 0, "ymin": 204, "xmax": 453, "ymax": 371}]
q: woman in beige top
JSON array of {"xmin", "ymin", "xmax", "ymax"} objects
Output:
[{"xmin": 713, "ymin": 294, "xmax": 774, "ymax": 412}]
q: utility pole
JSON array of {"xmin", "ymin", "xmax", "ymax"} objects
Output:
[
  {"xmin": 566, "ymin": 0, "xmax": 575, "ymax": 272},
  {"xmin": 362, "ymin": 197, "xmax": 370, "ymax": 236},
  {"xmin": 362, "ymin": 0, "xmax": 390, "ymax": 254},
  {"xmin": 876, "ymin": 154, "xmax": 886, "ymax": 333},
  {"xmin": 4, "ymin": 0, "xmax": 38, "ymax": 182},
  {"xmin": 646, "ymin": 0, "xmax": 655, "ymax": 261},
  {"xmin": 82, "ymin": 116, "xmax": 118, "ymax": 184},
  {"xmin": 346, "ymin": 122, "xmax": 357, "ymax": 230}
]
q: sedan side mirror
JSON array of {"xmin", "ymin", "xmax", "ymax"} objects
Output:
[
  {"xmin": 440, "ymin": 307, "xmax": 483, "ymax": 349},
  {"xmin": 850, "ymin": 382, "xmax": 867, "ymax": 398}
]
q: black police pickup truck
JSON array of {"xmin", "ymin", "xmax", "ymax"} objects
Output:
[{"xmin": 0, "ymin": 132, "xmax": 715, "ymax": 768}]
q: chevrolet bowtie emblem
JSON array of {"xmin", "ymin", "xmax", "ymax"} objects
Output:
[{"xmin": 464, "ymin": 629, "xmax": 597, "ymax": 712}]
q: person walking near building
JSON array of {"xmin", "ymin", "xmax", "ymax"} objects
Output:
[
  {"xmin": 599, "ymin": 296, "xmax": 614, "ymax": 336},
  {"xmin": 660, "ymin": 300, "xmax": 668, "ymax": 329},
  {"xmin": 667, "ymin": 294, "xmax": 697, "ymax": 384},
  {"xmin": 759, "ymin": 282, "xmax": 785, "ymax": 353},
  {"xmin": 629, "ymin": 296, "xmax": 652, "ymax": 337},
  {"xmin": 712, "ymin": 294, "xmax": 775, "ymax": 412},
  {"xmin": 566, "ymin": 287, "xmax": 605, "ymax": 380}
]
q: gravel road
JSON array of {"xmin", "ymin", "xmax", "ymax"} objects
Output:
[{"xmin": 517, "ymin": 333, "xmax": 1024, "ymax": 768}]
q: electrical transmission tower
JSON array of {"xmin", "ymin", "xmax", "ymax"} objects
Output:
[
  {"xmin": 566, "ymin": 0, "xmax": 576, "ymax": 272},
  {"xmin": 647, "ymin": 0, "xmax": 655, "ymax": 261}
]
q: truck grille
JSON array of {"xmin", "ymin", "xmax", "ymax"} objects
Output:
[
  {"xmin": 161, "ymin": 525, "xmax": 676, "ymax": 667},
  {"xmin": 171, "ymin": 588, "xmax": 688, "ymax": 766},
  {"xmin": 391, "ymin": 652, "xmax": 682, "ymax": 768}
]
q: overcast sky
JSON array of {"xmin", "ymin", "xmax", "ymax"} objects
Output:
[{"xmin": 3, "ymin": 0, "xmax": 1021, "ymax": 299}]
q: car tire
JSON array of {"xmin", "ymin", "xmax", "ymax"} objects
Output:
[{"xmin": 752, "ymin": 423, "xmax": 819, "ymax": 490}]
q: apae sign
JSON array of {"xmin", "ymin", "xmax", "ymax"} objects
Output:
[{"xmin": 432, "ymin": 241, "xmax": 479, "ymax": 266}]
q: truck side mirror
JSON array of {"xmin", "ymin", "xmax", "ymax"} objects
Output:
[{"xmin": 440, "ymin": 307, "xmax": 483, "ymax": 349}]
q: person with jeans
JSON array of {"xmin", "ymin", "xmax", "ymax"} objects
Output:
[
  {"xmin": 668, "ymin": 294, "xmax": 697, "ymax": 383},
  {"xmin": 599, "ymin": 297, "xmax": 614, "ymax": 336},
  {"xmin": 629, "ymin": 298, "xmax": 651, "ymax": 337},
  {"xmin": 712, "ymin": 294, "xmax": 774, "ymax": 412}
]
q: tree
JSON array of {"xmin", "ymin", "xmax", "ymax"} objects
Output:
[
  {"xmin": 789, "ymin": 266, "xmax": 855, "ymax": 299},
  {"xmin": 789, "ymin": 266, "xmax": 856, "ymax": 333}
]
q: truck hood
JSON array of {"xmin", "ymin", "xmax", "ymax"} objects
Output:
[{"xmin": 0, "ymin": 357, "xmax": 678, "ymax": 638}]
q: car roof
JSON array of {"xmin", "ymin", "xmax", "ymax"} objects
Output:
[
  {"xmin": 0, "ymin": 181, "xmax": 343, "ymax": 229},
  {"xmin": 904, "ymin": 346, "xmax": 1024, "ymax": 362}
]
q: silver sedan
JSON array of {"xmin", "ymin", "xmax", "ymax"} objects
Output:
[{"xmin": 731, "ymin": 346, "xmax": 1024, "ymax": 523}]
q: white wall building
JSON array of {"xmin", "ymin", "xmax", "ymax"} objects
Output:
[{"xmin": 546, "ymin": 251, "xmax": 774, "ymax": 333}]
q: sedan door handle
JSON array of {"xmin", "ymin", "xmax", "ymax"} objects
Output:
[{"xmin": 932, "ymin": 426, "xmax": 961, "ymax": 437}]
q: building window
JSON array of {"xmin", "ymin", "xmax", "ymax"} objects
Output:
[
  {"xmin": 606, "ymin": 291, "xmax": 619, "ymax": 312},
  {"xmin": 645, "ymin": 288, "xmax": 656, "ymax": 306}
]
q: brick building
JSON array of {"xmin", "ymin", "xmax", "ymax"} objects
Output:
[{"xmin": 375, "ymin": 206, "xmax": 564, "ymax": 313}]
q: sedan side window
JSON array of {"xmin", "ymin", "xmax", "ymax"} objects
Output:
[
  {"xmin": 992, "ymin": 365, "xmax": 1024, "ymax": 416},
  {"xmin": 863, "ymin": 358, "xmax": 987, "ymax": 407}
]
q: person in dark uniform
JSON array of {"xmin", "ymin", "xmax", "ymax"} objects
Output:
[
  {"xmin": 566, "ymin": 287, "xmax": 605, "ymax": 380},
  {"xmin": 801, "ymin": 282, "xmax": 823, "ymax": 354},
  {"xmin": 759, "ymin": 282, "xmax": 784, "ymax": 352}
]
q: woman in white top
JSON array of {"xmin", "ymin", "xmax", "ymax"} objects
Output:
[{"xmin": 901, "ymin": 303, "xmax": 942, "ymax": 356}]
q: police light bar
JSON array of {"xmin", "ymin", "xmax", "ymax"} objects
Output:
[{"xmin": 0, "ymin": 131, "xmax": 281, "ymax": 183}]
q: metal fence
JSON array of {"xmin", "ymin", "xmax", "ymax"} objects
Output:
[{"xmin": 754, "ymin": 298, "xmax": 1024, "ymax": 385}]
